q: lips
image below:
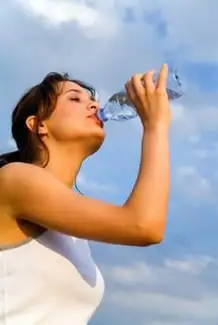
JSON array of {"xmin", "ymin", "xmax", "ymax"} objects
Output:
[{"xmin": 88, "ymin": 114, "xmax": 104, "ymax": 128}]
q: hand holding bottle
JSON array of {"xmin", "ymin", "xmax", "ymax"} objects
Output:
[{"xmin": 124, "ymin": 64, "xmax": 171, "ymax": 131}]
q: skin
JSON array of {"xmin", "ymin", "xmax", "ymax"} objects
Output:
[{"xmin": 0, "ymin": 64, "xmax": 171, "ymax": 246}]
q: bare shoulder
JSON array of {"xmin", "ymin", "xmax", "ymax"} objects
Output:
[
  {"xmin": 0, "ymin": 162, "xmax": 48, "ymax": 199},
  {"xmin": 0, "ymin": 163, "xmax": 30, "ymax": 217},
  {"xmin": 0, "ymin": 162, "xmax": 65, "ymax": 213},
  {"xmin": 0, "ymin": 161, "xmax": 73, "ymax": 206},
  {"xmin": 1, "ymin": 161, "xmax": 45, "ymax": 177},
  {"xmin": 1, "ymin": 161, "xmax": 69, "ymax": 189},
  {"xmin": 0, "ymin": 162, "xmax": 40, "ymax": 181},
  {"xmin": 0, "ymin": 162, "xmax": 31, "ymax": 199}
]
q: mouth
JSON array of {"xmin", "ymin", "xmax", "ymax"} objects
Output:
[{"xmin": 88, "ymin": 114, "xmax": 104, "ymax": 128}]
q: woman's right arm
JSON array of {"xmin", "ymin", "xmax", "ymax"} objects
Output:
[{"xmin": 0, "ymin": 64, "xmax": 171, "ymax": 246}]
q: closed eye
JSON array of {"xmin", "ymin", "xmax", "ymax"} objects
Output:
[{"xmin": 70, "ymin": 97, "xmax": 80, "ymax": 102}]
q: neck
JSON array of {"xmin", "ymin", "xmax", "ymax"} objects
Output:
[{"xmin": 39, "ymin": 145, "xmax": 87, "ymax": 188}]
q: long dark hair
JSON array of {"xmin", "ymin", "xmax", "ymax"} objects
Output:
[{"xmin": 0, "ymin": 73, "xmax": 96, "ymax": 168}]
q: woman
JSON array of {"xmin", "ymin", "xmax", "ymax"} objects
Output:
[{"xmin": 0, "ymin": 64, "xmax": 170, "ymax": 325}]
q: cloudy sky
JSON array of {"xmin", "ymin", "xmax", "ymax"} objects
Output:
[{"xmin": 1, "ymin": 1, "xmax": 218, "ymax": 324}]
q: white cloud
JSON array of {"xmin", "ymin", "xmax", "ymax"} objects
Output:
[
  {"xmin": 165, "ymin": 256, "xmax": 215, "ymax": 275},
  {"xmin": 14, "ymin": 0, "xmax": 218, "ymax": 64},
  {"xmin": 101, "ymin": 256, "xmax": 218, "ymax": 324},
  {"xmin": 108, "ymin": 262, "xmax": 153, "ymax": 286},
  {"xmin": 18, "ymin": 0, "xmax": 98, "ymax": 27},
  {"xmin": 172, "ymin": 102, "xmax": 218, "ymax": 140},
  {"xmin": 174, "ymin": 165, "xmax": 213, "ymax": 200},
  {"xmin": 107, "ymin": 289, "xmax": 218, "ymax": 323},
  {"xmin": 160, "ymin": 0, "xmax": 218, "ymax": 63},
  {"xmin": 127, "ymin": 0, "xmax": 218, "ymax": 63},
  {"xmin": 16, "ymin": 0, "xmax": 120, "ymax": 38},
  {"xmin": 105, "ymin": 256, "xmax": 215, "ymax": 286}
]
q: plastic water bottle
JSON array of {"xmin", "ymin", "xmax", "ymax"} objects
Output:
[{"xmin": 98, "ymin": 67, "xmax": 184, "ymax": 122}]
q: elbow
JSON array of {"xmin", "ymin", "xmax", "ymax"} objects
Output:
[
  {"xmin": 134, "ymin": 219, "xmax": 166, "ymax": 246},
  {"xmin": 139, "ymin": 231, "xmax": 164, "ymax": 247},
  {"xmin": 147, "ymin": 231, "xmax": 164, "ymax": 245}
]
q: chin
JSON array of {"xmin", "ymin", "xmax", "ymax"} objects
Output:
[{"xmin": 86, "ymin": 130, "xmax": 105, "ymax": 156}]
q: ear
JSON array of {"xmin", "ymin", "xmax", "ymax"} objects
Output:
[{"xmin": 25, "ymin": 116, "xmax": 48, "ymax": 136}]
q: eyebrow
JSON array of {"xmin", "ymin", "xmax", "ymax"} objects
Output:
[
  {"xmin": 64, "ymin": 88, "xmax": 96, "ymax": 101},
  {"xmin": 64, "ymin": 89, "xmax": 83, "ymax": 95}
]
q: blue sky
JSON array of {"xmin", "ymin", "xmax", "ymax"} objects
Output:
[{"xmin": 1, "ymin": 0, "xmax": 218, "ymax": 324}]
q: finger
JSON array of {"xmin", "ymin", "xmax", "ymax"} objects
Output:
[
  {"xmin": 143, "ymin": 70, "xmax": 155, "ymax": 94},
  {"xmin": 131, "ymin": 73, "xmax": 145, "ymax": 97},
  {"xmin": 156, "ymin": 64, "xmax": 168, "ymax": 90},
  {"xmin": 125, "ymin": 80, "xmax": 138, "ymax": 105}
]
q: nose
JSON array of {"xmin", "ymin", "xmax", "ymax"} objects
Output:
[{"xmin": 87, "ymin": 101, "xmax": 100, "ymax": 113}]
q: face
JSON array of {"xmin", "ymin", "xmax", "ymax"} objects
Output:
[{"xmin": 43, "ymin": 81, "xmax": 105, "ymax": 155}]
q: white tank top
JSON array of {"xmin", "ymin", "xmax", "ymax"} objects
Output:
[{"xmin": 0, "ymin": 230, "xmax": 105, "ymax": 325}]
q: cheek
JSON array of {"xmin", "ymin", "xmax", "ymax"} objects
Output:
[
  {"xmin": 58, "ymin": 106, "xmax": 83, "ymax": 122},
  {"xmin": 48, "ymin": 108, "xmax": 87, "ymax": 140}
]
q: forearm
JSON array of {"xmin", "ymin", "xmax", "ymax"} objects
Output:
[{"xmin": 124, "ymin": 125, "xmax": 170, "ymax": 241}]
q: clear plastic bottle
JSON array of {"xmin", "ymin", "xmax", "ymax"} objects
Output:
[{"xmin": 98, "ymin": 67, "xmax": 184, "ymax": 122}]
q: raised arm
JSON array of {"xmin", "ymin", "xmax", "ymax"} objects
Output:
[{"xmin": 1, "ymin": 64, "xmax": 170, "ymax": 246}]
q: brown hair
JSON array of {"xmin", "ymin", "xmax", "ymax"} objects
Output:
[{"xmin": 0, "ymin": 72, "xmax": 96, "ymax": 168}]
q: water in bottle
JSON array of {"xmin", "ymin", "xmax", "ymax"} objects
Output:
[{"xmin": 98, "ymin": 67, "xmax": 184, "ymax": 122}]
